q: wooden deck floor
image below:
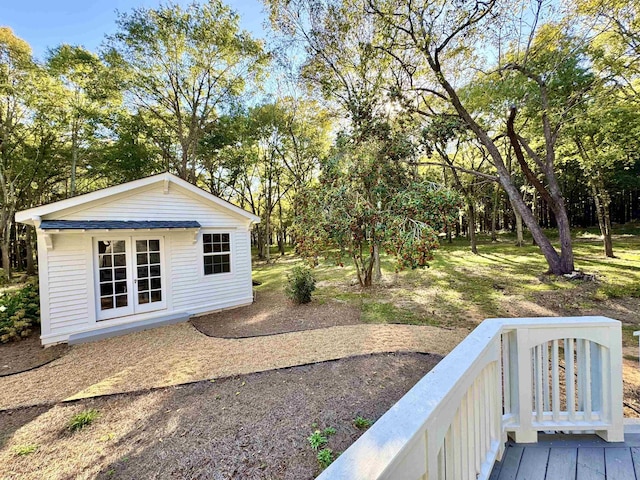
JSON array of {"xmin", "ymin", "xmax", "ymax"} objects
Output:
[{"xmin": 490, "ymin": 434, "xmax": 640, "ymax": 479}]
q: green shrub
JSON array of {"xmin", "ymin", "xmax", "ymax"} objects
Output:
[
  {"xmin": 317, "ymin": 448, "xmax": 334, "ymax": 469},
  {"xmin": 285, "ymin": 265, "xmax": 316, "ymax": 304},
  {"xmin": 68, "ymin": 409, "xmax": 99, "ymax": 432},
  {"xmin": 0, "ymin": 281, "xmax": 40, "ymax": 343},
  {"xmin": 353, "ymin": 415, "xmax": 373, "ymax": 429},
  {"xmin": 307, "ymin": 430, "xmax": 328, "ymax": 450}
]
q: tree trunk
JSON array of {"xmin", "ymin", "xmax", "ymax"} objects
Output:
[
  {"xmin": 514, "ymin": 206, "xmax": 524, "ymax": 247},
  {"xmin": 25, "ymin": 225, "xmax": 35, "ymax": 275},
  {"xmin": 433, "ymin": 75, "xmax": 568, "ymax": 273},
  {"xmin": 373, "ymin": 243, "xmax": 382, "ymax": 281},
  {"xmin": 265, "ymin": 212, "xmax": 271, "ymax": 263},
  {"xmin": 70, "ymin": 129, "xmax": 78, "ymax": 197},
  {"xmin": 491, "ymin": 184, "xmax": 499, "ymax": 242},
  {"xmin": 591, "ymin": 180, "xmax": 615, "ymax": 258},
  {"xmin": 1, "ymin": 237, "xmax": 10, "ymax": 280},
  {"xmin": 13, "ymin": 223, "xmax": 21, "ymax": 272},
  {"xmin": 468, "ymin": 202, "xmax": 478, "ymax": 254},
  {"xmin": 278, "ymin": 189, "xmax": 285, "ymax": 256},
  {"xmin": 257, "ymin": 227, "xmax": 265, "ymax": 260}
]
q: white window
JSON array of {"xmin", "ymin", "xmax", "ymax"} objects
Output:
[{"xmin": 203, "ymin": 233, "xmax": 231, "ymax": 275}]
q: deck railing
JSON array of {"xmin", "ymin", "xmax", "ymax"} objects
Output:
[{"xmin": 316, "ymin": 317, "xmax": 623, "ymax": 480}]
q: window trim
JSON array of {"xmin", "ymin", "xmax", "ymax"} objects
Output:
[{"xmin": 201, "ymin": 230, "xmax": 234, "ymax": 277}]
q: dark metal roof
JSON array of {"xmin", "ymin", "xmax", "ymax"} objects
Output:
[{"xmin": 39, "ymin": 220, "xmax": 201, "ymax": 230}]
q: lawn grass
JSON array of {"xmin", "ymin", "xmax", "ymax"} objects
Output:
[{"xmin": 252, "ymin": 225, "xmax": 640, "ymax": 331}]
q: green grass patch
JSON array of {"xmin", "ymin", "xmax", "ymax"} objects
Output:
[
  {"xmin": 251, "ymin": 226, "xmax": 640, "ymax": 328},
  {"xmin": 68, "ymin": 409, "xmax": 99, "ymax": 432},
  {"xmin": 361, "ymin": 302, "xmax": 419, "ymax": 324},
  {"xmin": 12, "ymin": 444, "xmax": 38, "ymax": 456}
]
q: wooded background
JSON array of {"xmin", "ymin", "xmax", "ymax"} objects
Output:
[{"xmin": 1, "ymin": 0, "xmax": 639, "ymax": 283}]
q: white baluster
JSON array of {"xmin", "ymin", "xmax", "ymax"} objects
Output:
[
  {"xmin": 552, "ymin": 339, "xmax": 560, "ymax": 422},
  {"xmin": 565, "ymin": 338, "xmax": 576, "ymax": 421}
]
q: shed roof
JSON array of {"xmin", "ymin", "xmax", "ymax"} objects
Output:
[
  {"xmin": 16, "ymin": 172, "xmax": 261, "ymax": 225},
  {"xmin": 39, "ymin": 220, "xmax": 201, "ymax": 231}
]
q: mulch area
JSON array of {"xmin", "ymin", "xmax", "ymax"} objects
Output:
[
  {"xmin": 0, "ymin": 332, "xmax": 68, "ymax": 377},
  {"xmin": 0, "ymin": 352, "xmax": 441, "ymax": 480},
  {"xmin": 191, "ymin": 290, "xmax": 362, "ymax": 338}
]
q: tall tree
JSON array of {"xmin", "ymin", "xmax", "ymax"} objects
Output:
[
  {"xmin": 104, "ymin": 1, "xmax": 269, "ymax": 181},
  {"xmin": 366, "ymin": 0, "xmax": 592, "ymax": 274},
  {"xmin": 0, "ymin": 28, "xmax": 38, "ymax": 279},
  {"xmin": 47, "ymin": 45, "xmax": 115, "ymax": 196}
]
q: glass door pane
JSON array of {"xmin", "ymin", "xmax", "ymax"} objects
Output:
[
  {"xmin": 96, "ymin": 239, "xmax": 133, "ymax": 320},
  {"xmin": 134, "ymin": 238, "xmax": 164, "ymax": 311}
]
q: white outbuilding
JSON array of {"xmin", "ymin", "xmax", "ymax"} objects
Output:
[{"xmin": 16, "ymin": 172, "xmax": 260, "ymax": 346}]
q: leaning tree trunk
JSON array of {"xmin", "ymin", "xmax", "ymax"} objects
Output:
[
  {"xmin": 435, "ymin": 78, "xmax": 567, "ymax": 273},
  {"xmin": 513, "ymin": 206, "xmax": 524, "ymax": 247}
]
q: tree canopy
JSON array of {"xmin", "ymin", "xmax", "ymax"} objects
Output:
[{"xmin": 1, "ymin": 0, "xmax": 639, "ymax": 282}]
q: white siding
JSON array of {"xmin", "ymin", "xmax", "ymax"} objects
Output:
[
  {"xmin": 45, "ymin": 235, "xmax": 92, "ymax": 336},
  {"xmin": 39, "ymin": 182, "xmax": 255, "ymax": 345},
  {"xmin": 53, "ymin": 183, "xmax": 247, "ymax": 227},
  {"xmin": 170, "ymin": 230, "xmax": 253, "ymax": 312}
]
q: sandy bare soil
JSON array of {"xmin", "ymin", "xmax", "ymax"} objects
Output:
[
  {"xmin": 0, "ymin": 353, "xmax": 441, "ymax": 480},
  {"xmin": 0, "ymin": 322, "xmax": 467, "ymax": 410},
  {"xmin": 191, "ymin": 290, "xmax": 362, "ymax": 338},
  {"xmin": 0, "ymin": 333, "xmax": 68, "ymax": 377}
]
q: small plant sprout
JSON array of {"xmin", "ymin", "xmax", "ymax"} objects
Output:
[
  {"xmin": 353, "ymin": 416, "xmax": 373, "ymax": 429},
  {"xmin": 68, "ymin": 409, "xmax": 99, "ymax": 432},
  {"xmin": 307, "ymin": 430, "xmax": 328, "ymax": 450},
  {"xmin": 12, "ymin": 444, "xmax": 38, "ymax": 456},
  {"xmin": 323, "ymin": 426, "xmax": 336, "ymax": 436},
  {"xmin": 317, "ymin": 448, "xmax": 334, "ymax": 469}
]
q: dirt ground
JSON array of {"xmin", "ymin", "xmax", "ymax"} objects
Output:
[
  {"xmin": 0, "ymin": 332, "xmax": 68, "ymax": 377},
  {"xmin": 0, "ymin": 352, "xmax": 441, "ymax": 480},
  {"xmin": 0, "ymin": 322, "xmax": 466, "ymax": 410},
  {"xmin": 191, "ymin": 290, "xmax": 362, "ymax": 338}
]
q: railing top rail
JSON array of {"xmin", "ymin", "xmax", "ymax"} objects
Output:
[
  {"xmin": 494, "ymin": 316, "xmax": 620, "ymax": 330},
  {"xmin": 316, "ymin": 316, "xmax": 620, "ymax": 480}
]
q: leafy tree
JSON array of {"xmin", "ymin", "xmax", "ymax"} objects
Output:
[
  {"xmin": 46, "ymin": 45, "xmax": 116, "ymax": 196},
  {"xmin": 293, "ymin": 133, "xmax": 460, "ymax": 287},
  {"xmin": 0, "ymin": 28, "xmax": 69, "ymax": 279},
  {"xmin": 576, "ymin": 0, "xmax": 640, "ymax": 99},
  {"xmin": 104, "ymin": 1, "xmax": 269, "ymax": 181},
  {"xmin": 366, "ymin": 1, "xmax": 594, "ymax": 274},
  {"xmin": 564, "ymin": 91, "xmax": 640, "ymax": 256}
]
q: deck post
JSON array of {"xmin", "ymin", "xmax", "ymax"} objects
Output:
[
  {"xmin": 510, "ymin": 327, "xmax": 538, "ymax": 443},
  {"xmin": 596, "ymin": 323, "xmax": 624, "ymax": 442}
]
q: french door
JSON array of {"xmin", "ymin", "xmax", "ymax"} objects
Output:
[{"xmin": 95, "ymin": 237, "xmax": 166, "ymax": 321}]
